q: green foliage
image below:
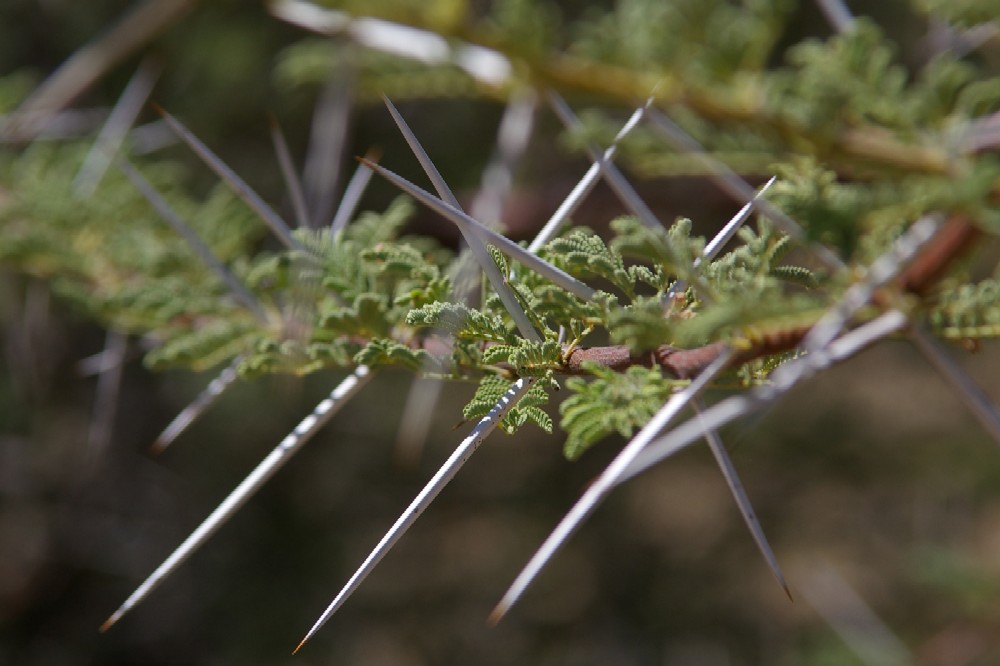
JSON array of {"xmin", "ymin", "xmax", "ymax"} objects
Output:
[
  {"xmin": 355, "ymin": 338, "xmax": 435, "ymax": 371},
  {"xmin": 928, "ymin": 279, "xmax": 1000, "ymax": 339},
  {"xmin": 560, "ymin": 364, "xmax": 679, "ymax": 460},
  {"xmin": 915, "ymin": 0, "xmax": 1000, "ymax": 27},
  {"xmin": 767, "ymin": 21, "xmax": 910, "ymax": 133},
  {"xmin": 407, "ymin": 301, "xmax": 518, "ymax": 344},
  {"xmin": 4, "ymin": 0, "xmax": 1000, "ymax": 463},
  {"xmin": 481, "ymin": 338, "xmax": 563, "ymax": 376},
  {"xmin": 569, "ymin": 0, "xmax": 792, "ymax": 78},
  {"xmin": 462, "ymin": 375, "xmax": 554, "ymax": 434},
  {"xmin": 544, "ymin": 228, "xmax": 636, "ymax": 298},
  {"xmin": 275, "ymin": 39, "xmax": 479, "ymax": 102}
]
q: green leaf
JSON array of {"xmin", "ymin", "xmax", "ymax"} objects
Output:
[
  {"xmin": 407, "ymin": 302, "xmax": 517, "ymax": 343},
  {"xmin": 560, "ymin": 364, "xmax": 678, "ymax": 460},
  {"xmin": 463, "ymin": 375, "xmax": 555, "ymax": 434},
  {"xmin": 355, "ymin": 338, "xmax": 436, "ymax": 372}
]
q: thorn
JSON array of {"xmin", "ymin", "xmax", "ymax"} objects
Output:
[
  {"xmin": 295, "ymin": 378, "xmax": 535, "ymax": 645},
  {"xmin": 99, "ymin": 368, "xmax": 374, "ymax": 631},
  {"xmin": 359, "ymin": 157, "xmax": 596, "ymax": 301},
  {"xmin": 486, "ymin": 602, "xmax": 507, "ymax": 627},
  {"xmin": 154, "ymin": 104, "xmax": 303, "ymax": 252},
  {"xmin": 98, "ymin": 610, "xmax": 121, "ymax": 633}
]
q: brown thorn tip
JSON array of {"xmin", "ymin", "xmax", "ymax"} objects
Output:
[
  {"xmin": 149, "ymin": 101, "xmax": 165, "ymax": 115},
  {"xmin": 292, "ymin": 637, "xmax": 308, "ymax": 655},
  {"xmin": 486, "ymin": 603, "xmax": 506, "ymax": 627},
  {"xmin": 148, "ymin": 440, "xmax": 166, "ymax": 456},
  {"xmin": 99, "ymin": 612, "xmax": 120, "ymax": 633},
  {"xmin": 783, "ymin": 584, "xmax": 794, "ymax": 603}
]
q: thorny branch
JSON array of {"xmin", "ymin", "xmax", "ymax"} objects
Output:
[{"xmin": 562, "ymin": 215, "xmax": 980, "ymax": 379}]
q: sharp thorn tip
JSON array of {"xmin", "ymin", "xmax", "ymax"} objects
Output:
[
  {"xmin": 487, "ymin": 603, "xmax": 507, "ymax": 627},
  {"xmin": 98, "ymin": 612, "xmax": 120, "ymax": 633}
]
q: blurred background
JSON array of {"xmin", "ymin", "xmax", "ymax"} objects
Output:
[{"xmin": 2, "ymin": 1, "xmax": 1000, "ymax": 664}]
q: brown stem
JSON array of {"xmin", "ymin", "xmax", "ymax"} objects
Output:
[{"xmin": 559, "ymin": 216, "xmax": 981, "ymax": 379}]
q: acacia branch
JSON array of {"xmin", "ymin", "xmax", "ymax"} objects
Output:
[{"xmin": 562, "ymin": 216, "xmax": 980, "ymax": 379}]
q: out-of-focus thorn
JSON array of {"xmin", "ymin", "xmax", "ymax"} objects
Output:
[
  {"xmin": 150, "ymin": 358, "xmax": 241, "ymax": 455},
  {"xmin": 74, "ymin": 57, "xmax": 161, "ymax": 197},
  {"xmin": 910, "ymin": 324, "xmax": 1000, "ymax": 447},
  {"xmin": 152, "ymin": 103, "xmax": 303, "ymax": 252},
  {"xmin": 268, "ymin": 114, "xmax": 311, "ymax": 229},
  {"xmin": 304, "ymin": 56, "xmax": 354, "ymax": 227},
  {"xmin": 329, "ymin": 148, "xmax": 379, "ymax": 234},
  {"xmin": 3, "ymin": 0, "xmax": 195, "ymax": 142}
]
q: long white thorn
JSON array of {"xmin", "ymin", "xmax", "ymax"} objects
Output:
[
  {"xmin": 100, "ymin": 366, "xmax": 374, "ymax": 632},
  {"xmin": 150, "ymin": 357, "xmax": 242, "ymax": 455},
  {"xmin": 528, "ymin": 96, "xmax": 653, "ymax": 253},
  {"xmin": 382, "ymin": 96, "xmax": 540, "ymax": 341},
  {"xmin": 644, "ymin": 107, "xmax": 846, "ymax": 273},
  {"xmin": 623, "ymin": 310, "xmax": 909, "ymax": 484},
  {"xmin": 489, "ymin": 349, "xmax": 734, "ymax": 623},
  {"xmin": 700, "ymin": 176, "xmax": 777, "ymax": 264},
  {"xmin": 801, "ymin": 216, "xmax": 939, "ymax": 352},
  {"xmin": 383, "ymin": 97, "xmax": 461, "ymax": 209},
  {"xmin": 154, "ymin": 105, "xmax": 304, "ymax": 252},
  {"xmin": 546, "ymin": 91, "xmax": 665, "ymax": 232},
  {"xmin": 396, "ymin": 94, "xmax": 537, "ymax": 464},
  {"xmin": 86, "ymin": 329, "xmax": 128, "ymax": 468},
  {"xmin": 667, "ymin": 176, "xmax": 776, "ymax": 299},
  {"xmin": 3, "ymin": 0, "xmax": 193, "ymax": 142},
  {"xmin": 359, "ymin": 157, "xmax": 596, "ymax": 302},
  {"xmin": 295, "ymin": 377, "xmax": 535, "ymax": 653}
]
